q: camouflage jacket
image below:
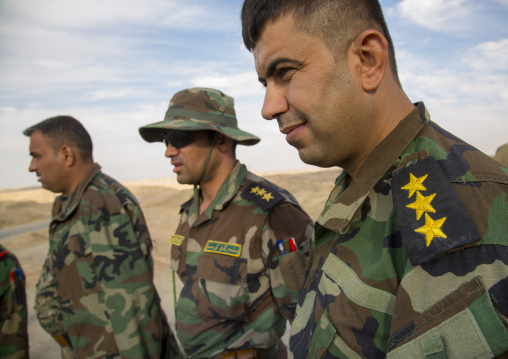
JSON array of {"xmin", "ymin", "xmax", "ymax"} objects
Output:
[
  {"xmin": 34, "ymin": 163, "xmax": 168, "ymax": 359},
  {"xmin": 171, "ymin": 161, "xmax": 313, "ymax": 358},
  {"xmin": 289, "ymin": 103, "xmax": 508, "ymax": 359},
  {"xmin": 0, "ymin": 244, "xmax": 28, "ymax": 359}
]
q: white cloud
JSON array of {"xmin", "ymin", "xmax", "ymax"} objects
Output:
[
  {"xmin": 464, "ymin": 39, "xmax": 508, "ymax": 72},
  {"xmin": 1, "ymin": 0, "xmax": 507, "ymax": 191},
  {"xmin": 396, "ymin": 0, "xmax": 477, "ymax": 32},
  {"xmin": 0, "ymin": 0, "xmax": 236, "ymax": 32},
  {"xmin": 190, "ymin": 71, "xmax": 264, "ymax": 98}
]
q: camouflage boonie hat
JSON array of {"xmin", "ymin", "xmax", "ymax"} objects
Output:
[{"xmin": 139, "ymin": 87, "xmax": 260, "ymax": 146}]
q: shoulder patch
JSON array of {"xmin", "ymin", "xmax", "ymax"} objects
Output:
[
  {"xmin": 170, "ymin": 234, "xmax": 185, "ymax": 246},
  {"xmin": 241, "ymin": 182, "xmax": 285, "ymax": 211},
  {"xmin": 392, "ymin": 156, "xmax": 480, "ymax": 266}
]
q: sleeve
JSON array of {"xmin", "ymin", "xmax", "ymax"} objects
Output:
[
  {"xmin": 34, "ymin": 254, "xmax": 67, "ymax": 341},
  {"xmin": 0, "ymin": 250, "xmax": 28, "ymax": 359},
  {"xmin": 388, "ymin": 154, "xmax": 508, "ymax": 357},
  {"xmin": 263, "ymin": 203, "xmax": 313, "ymax": 321},
  {"xmin": 387, "ymin": 245, "xmax": 508, "ymax": 358}
]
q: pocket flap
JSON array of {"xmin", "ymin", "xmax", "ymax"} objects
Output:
[{"xmin": 194, "ymin": 253, "xmax": 247, "ymax": 285}]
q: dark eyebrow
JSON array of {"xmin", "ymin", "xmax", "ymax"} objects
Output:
[{"xmin": 258, "ymin": 57, "xmax": 302, "ymax": 84}]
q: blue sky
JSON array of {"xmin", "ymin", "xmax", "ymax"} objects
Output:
[{"xmin": 1, "ymin": 0, "xmax": 507, "ymax": 190}]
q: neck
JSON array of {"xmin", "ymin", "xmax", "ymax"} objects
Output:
[
  {"xmin": 347, "ymin": 85, "xmax": 414, "ymax": 178},
  {"xmin": 64, "ymin": 162, "xmax": 94, "ymax": 197},
  {"xmin": 198, "ymin": 157, "xmax": 236, "ymax": 214}
]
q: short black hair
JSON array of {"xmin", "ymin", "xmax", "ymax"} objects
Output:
[
  {"xmin": 23, "ymin": 115, "xmax": 94, "ymax": 162},
  {"xmin": 241, "ymin": 0, "xmax": 400, "ymax": 85}
]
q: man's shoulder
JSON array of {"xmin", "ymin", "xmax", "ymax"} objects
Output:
[
  {"xmin": 392, "ymin": 144, "xmax": 507, "ymax": 266},
  {"xmin": 0, "ymin": 245, "xmax": 20, "ymax": 271},
  {"xmin": 84, "ymin": 172, "xmax": 140, "ymax": 208},
  {"xmin": 417, "ymin": 121, "xmax": 508, "ymax": 183},
  {"xmin": 240, "ymin": 171, "xmax": 300, "ymax": 212}
]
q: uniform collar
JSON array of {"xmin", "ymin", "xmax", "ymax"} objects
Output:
[
  {"xmin": 51, "ymin": 163, "xmax": 102, "ymax": 222},
  {"xmin": 189, "ymin": 161, "xmax": 248, "ymax": 223},
  {"xmin": 317, "ymin": 102, "xmax": 430, "ymax": 234}
]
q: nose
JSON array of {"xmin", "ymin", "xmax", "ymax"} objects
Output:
[
  {"xmin": 28, "ymin": 158, "xmax": 37, "ymax": 172},
  {"xmin": 261, "ymin": 83, "xmax": 288, "ymax": 120},
  {"xmin": 164, "ymin": 143, "xmax": 179, "ymax": 158}
]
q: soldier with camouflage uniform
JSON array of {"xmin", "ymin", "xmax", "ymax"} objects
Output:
[
  {"xmin": 24, "ymin": 116, "xmax": 172, "ymax": 359},
  {"xmin": 0, "ymin": 244, "xmax": 28, "ymax": 359},
  {"xmin": 241, "ymin": 0, "xmax": 508, "ymax": 358},
  {"xmin": 139, "ymin": 87, "xmax": 313, "ymax": 358}
]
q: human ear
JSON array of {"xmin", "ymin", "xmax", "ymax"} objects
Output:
[
  {"xmin": 217, "ymin": 134, "xmax": 233, "ymax": 153},
  {"xmin": 59, "ymin": 145, "xmax": 76, "ymax": 166},
  {"xmin": 352, "ymin": 29, "xmax": 388, "ymax": 92}
]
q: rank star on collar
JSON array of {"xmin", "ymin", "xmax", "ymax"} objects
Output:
[
  {"xmin": 406, "ymin": 191, "xmax": 436, "ymax": 220},
  {"xmin": 262, "ymin": 192, "xmax": 274, "ymax": 202},
  {"xmin": 415, "ymin": 213, "xmax": 447, "ymax": 247},
  {"xmin": 251, "ymin": 185, "xmax": 273, "ymax": 202},
  {"xmin": 241, "ymin": 182, "xmax": 284, "ymax": 211},
  {"xmin": 401, "ymin": 173, "xmax": 428, "ymax": 198}
]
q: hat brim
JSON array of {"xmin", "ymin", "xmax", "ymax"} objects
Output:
[{"xmin": 139, "ymin": 117, "xmax": 260, "ymax": 146}]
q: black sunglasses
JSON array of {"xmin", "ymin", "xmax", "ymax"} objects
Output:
[{"xmin": 163, "ymin": 131, "xmax": 195, "ymax": 149}]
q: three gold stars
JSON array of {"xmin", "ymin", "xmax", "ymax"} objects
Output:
[
  {"xmin": 251, "ymin": 186, "xmax": 274, "ymax": 202},
  {"xmin": 401, "ymin": 172, "xmax": 447, "ymax": 247}
]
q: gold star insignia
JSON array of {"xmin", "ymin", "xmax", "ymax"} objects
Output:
[
  {"xmin": 262, "ymin": 192, "xmax": 274, "ymax": 202},
  {"xmin": 250, "ymin": 186, "xmax": 260, "ymax": 194},
  {"xmin": 406, "ymin": 191, "xmax": 436, "ymax": 220},
  {"xmin": 401, "ymin": 173, "xmax": 428, "ymax": 198},
  {"xmin": 258, "ymin": 188, "xmax": 267, "ymax": 196},
  {"xmin": 415, "ymin": 213, "xmax": 447, "ymax": 247}
]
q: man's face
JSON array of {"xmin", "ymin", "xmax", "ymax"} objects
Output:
[
  {"xmin": 164, "ymin": 130, "xmax": 217, "ymax": 185},
  {"xmin": 28, "ymin": 131, "xmax": 67, "ymax": 193},
  {"xmin": 253, "ymin": 15, "xmax": 372, "ymax": 170}
]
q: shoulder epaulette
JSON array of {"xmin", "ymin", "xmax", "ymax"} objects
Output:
[
  {"xmin": 392, "ymin": 156, "xmax": 480, "ymax": 266},
  {"xmin": 241, "ymin": 181, "xmax": 285, "ymax": 212}
]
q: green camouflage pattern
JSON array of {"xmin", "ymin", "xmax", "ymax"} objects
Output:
[
  {"xmin": 139, "ymin": 87, "xmax": 260, "ymax": 145},
  {"xmin": 289, "ymin": 102, "xmax": 508, "ymax": 358},
  {"xmin": 34, "ymin": 163, "xmax": 171, "ymax": 359},
  {"xmin": 170, "ymin": 161, "xmax": 313, "ymax": 358},
  {"xmin": 0, "ymin": 244, "xmax": 28, "ymax": 359}
]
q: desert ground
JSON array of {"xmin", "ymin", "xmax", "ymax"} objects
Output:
[{"xmin": 0, "ymin": 167, "xmax": 341, "ymax": 358}]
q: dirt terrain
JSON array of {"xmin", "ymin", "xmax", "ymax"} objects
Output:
[{"xmin": 0, "ymin": 167, "xmax": 341, "ymax": 358}]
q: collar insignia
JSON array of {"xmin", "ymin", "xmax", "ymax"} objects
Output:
[
  {"xmin": 242, "ymin": 182, "xmax": 284, "ymax": 211},
  {"xmin": 392, "ymin": 156, "xmax": 480, "ymax": 265}
]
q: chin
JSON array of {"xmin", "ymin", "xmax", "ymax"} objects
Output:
[
  {"xmin": 176, "ymin": 176, "xmax": 191, "ymax": 185},
  {"xmin": 300, "ymin": 153, "xmax": 338, "ymax": 169},
  {"xmin": 298, "ymin": 149, "xmax": 323, "ymax": 167}
]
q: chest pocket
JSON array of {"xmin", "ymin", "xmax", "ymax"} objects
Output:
[{"xmin": 192, "ymin": 253, "xmax": 248, "ymax": 322}]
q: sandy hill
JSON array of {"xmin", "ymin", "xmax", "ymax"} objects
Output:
[{"xmin": 0, "ymin": 167, "xmax": 341, "ymax": 358}]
